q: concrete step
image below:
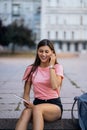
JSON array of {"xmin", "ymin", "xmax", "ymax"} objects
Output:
[{"xmin": 0, "ymin": 118, "xmax": 81, "ymax": 130}]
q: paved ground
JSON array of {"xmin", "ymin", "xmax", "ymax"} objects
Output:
[{"xmin": 0, "ymin": 53, "xmax": 87, "ymax": 119}]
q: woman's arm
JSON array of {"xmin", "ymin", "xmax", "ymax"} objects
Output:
[
  {"xmin": 49, "ymin": 68, "xmax": 62, "ymax": 89},
  {"xmin": 49, "ymin": 53, "xmax": 62, "ymax": 90},
  {"xmin": 23, "ymin": 80, "xmax": 31, "ymax": 101},
  {"xmin": 23, "ymin": 81, "xmax": 34, "ymax": 108}
]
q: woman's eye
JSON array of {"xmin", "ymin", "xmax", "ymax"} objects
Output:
[
  {"xmin": 39, "ymin": 50, "xmax": 43, "ymax": 53},
  {"xmin": 38, "ymin": 50, "xmax": 49, "ymax": 53},
  {"xmin": 45, "ymin": 51, "xmax": 49, "ymax": 53}
]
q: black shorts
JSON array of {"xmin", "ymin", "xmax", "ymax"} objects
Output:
[{"xmin": 33, "ymin": 97, "xmax": 63, "ymax": 117}]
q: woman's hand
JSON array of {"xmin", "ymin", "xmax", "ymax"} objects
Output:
[
  {"xmin": 24, "ymin": 101, "xmax": 34, "ymax": 109},
  {"xmin": 49, "ymin": 53, "xmax": 56, "ymax": 66}
]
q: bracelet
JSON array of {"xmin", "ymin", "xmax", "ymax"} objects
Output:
[{"xmin": 49, "ymin": 65, "xmax": 54, "ymax": 69}]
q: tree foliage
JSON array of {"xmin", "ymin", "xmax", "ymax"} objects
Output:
[
  {"xmin": 6, "ymin": 22, "xmax": 35, "ymax": 46},
  {"xmin": 0, "ymin": 20, "xmax": 35, "ymax": 53}
]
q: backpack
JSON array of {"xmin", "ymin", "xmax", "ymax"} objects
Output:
[{"xmin": 71, "ymin": 93, "xmax": 87, "ymax": 130}]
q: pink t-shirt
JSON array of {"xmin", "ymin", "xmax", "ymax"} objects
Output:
[{"xmin": 23, "ymin": 64, "xmax": 64, "ymax": 100}]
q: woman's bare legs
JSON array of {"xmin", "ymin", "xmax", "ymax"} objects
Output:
[
  {"xmin": 15, "ymin": 108, "xmax": 32, "ymax": 130},
  {"xmin": 15, "ymin": 104, "xmax": 61, "ymax": 130},
  {"xmin": 32, "ymin": 103, "xmax": 61, "ymax": 130}
]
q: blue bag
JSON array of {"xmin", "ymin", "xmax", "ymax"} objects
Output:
[{"xmin": 71, "ymin": 93, "xmax": 87, "ymax": 130}]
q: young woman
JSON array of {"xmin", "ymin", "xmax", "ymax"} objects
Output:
[{"xmin": 15, "ymin": 39, "xmax": 64, "ymax": 130}]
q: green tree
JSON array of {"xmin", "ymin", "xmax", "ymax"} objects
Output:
[{"xmin": 6, "ymin": 22, "xmax": 35, "ymax": 53}]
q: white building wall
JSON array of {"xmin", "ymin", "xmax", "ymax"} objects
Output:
[{"xmin": 41, "ymin": 0, "xmax": 87, "ymax": 52}]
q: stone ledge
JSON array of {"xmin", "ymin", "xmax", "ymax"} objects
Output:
[{"xmin": 0, "ymin": 118, "xmax": 81, "ymax": 130}]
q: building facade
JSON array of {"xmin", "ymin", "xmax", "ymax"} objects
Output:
[
  {"xmin": 0, "ymin": 0, "xmax": 41, "ymax": 43},
  {"xmin": 41, "ymin": 0, "xmax": 87, "ymax": 52}
]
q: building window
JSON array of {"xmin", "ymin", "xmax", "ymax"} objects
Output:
[
  {"xmin": 80, "ymin": 0, "xmax": 83, "ymax": 4},
  {"xmin": 83, "ymin": 42, "xmax": 86, "ymax": 50},
  {"xmin": 80, "ymin": 16, "xmax": 83, "ymax": 25},
  {"xmin": 12, "ymin": 4, "xmax": 20, "ymax": 16},
  {"xmin": 3, "ymin": 3, "xmax": 7, "ymax": 21},
  {"xmin": 4, "ymin": 3, "xmax": 7, "ymax": 12},
  {"xmin": 64, "ymin": 31, "xmax": 66, "ymax": 40},
  {"xmin": 72, "ymin": 31, "xmax": 74, "ymax": 39},
  {"xmin": 75, "ymin": 43, "xmax": 78, "ymax": 51},
  {"xmin": 59, "ymin": 41, "xmax": 62, "ymax": 49},
  {"xmin": 48, "ymin": 31, "xmax": 50, "ymax": 39},
  {"xmin": 57, "ymin": 0, "xmax": 59, "ymax": 4},
  {"xmin": 56, "ymin": 31, "xmax": 58, "ymax": 39},
  {"xmin": 36, "ymin": 7, "xmax": 41, "ymax": 14},
  {"xmin": 67, "ymin": 42, "xmax": 70, "ymax": 51}
]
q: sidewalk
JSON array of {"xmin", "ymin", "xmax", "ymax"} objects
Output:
[{"xmin": 0, "ymin": 53, "xmax": 87, "ymax": 119}]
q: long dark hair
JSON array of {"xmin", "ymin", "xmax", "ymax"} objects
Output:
[{"xmin": 27, "ymin": 39, "xmax": 58, "ymax": 82}]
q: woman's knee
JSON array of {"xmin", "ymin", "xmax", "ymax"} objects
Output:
[
  {"xmin": 33, "ymin": 105, "xmax": 43, "ymax": 116},
  {"xmin": 22, "ymin": 108, "xmax": 29, "ymax": 115},
  {"xmin": 15, "ymin": 108, "xmax": 31, "ymax": 130},
  {"xmin": 21, "ymin": 108, "xmax": 32, "ymax": 119}
]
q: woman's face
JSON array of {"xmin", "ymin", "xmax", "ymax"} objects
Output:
[{"xmin": 37, "ymin": 45, "xmax": 53, "ymax": 63}]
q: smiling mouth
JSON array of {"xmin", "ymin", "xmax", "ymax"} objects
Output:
[{"xmin": 41, "ymin": 57, "xmax": 47, "ymax": 60}]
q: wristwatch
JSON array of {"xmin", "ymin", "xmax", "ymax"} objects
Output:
[{"xmin": 49, "ymin": 65, "xmax": 54, "ymax": 69}]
